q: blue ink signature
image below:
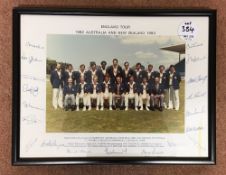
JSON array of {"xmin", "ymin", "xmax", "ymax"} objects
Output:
[
  {"xmin": 186, "ymin": 75, "xmax": 208, "ymax": 84},
  {"xmin": 21, "ymin": 55, "xmax": 42, "ymax": 64},
  {"xmin": 23, "ymin": 84, "xmax": 39, "ymax": 97}
]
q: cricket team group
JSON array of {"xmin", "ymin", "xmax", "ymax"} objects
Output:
[{"xmin": 50, "ymin": 58, "xmax": 181, "ymax": 112}]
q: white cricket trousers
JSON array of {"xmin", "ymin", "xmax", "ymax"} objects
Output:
[
  {"xmin": 102, "ymin": 92, "xmax": 113, "ymax": 107},
  {"xmin": 168, "ymin": 86, "xmax": 179, "ymax": 109},
  {"xmin": 87, "ymin": 93, "xmax": 101, "ymax": 107},
  {"xmin": 76, "ymin": 93, "xmax": 88, "ymax": 107},
  {"xmin": 125, "ymin": 93, "xmax": 139, "ymax": 107},
  {"xmin": 139, "ymin": 93, "xmax": 150, "ymax": 108},
  {"xmin": 52, "ymin": 87, "xmax": 63, "ymax": 109}
]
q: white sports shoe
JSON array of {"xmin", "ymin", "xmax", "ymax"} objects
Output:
[
  {"xmin": 125, "ymin": 107, "xmax": 128, "ymax": 111},
  {"xmin": 109, "ymin": 107, "xmax": 112, "ymax": 110},
  {"xmin": 83, "ymin": 107, "xmax": 86, "ymax": 111},
  {"xmin": 96, "ymin": 107, "xmax": 99, "ymax": 111},
  {"xmin": 146, "ymin": 106, "xmax": 150, "ymax": 111},
  {"xmin": 140, "ymin": 107, "xmax": 143, "ymax": 111},
  {"xmin": 100, "ymin": 106, "xmax": 104, "ymax": 111},
  {"xmin": 76, "ymin": 107, "xmax": 79, "ymax": 111},
  {"xmin": 135, "ymin": 107, "xmax": 138, "ymax": 111},
  {"xmin": 175, "ymin": 108, "xmax": 179, "ymax": 111}
]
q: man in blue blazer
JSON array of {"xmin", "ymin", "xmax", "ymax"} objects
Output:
[
  {"xmin": 63, "ymin": 64, "xmax": 75, "ymax": 86},
  {"xmin": 112, "ymin": 75, "xmax": 126, "ymax": 110},
  {"xmin": 150, "ymin": 77, "xmax": 165, "ymax": 111},
  {"xmin": 74, "ymin": 64, "xmax": 86, "ymax": 84},
  {"xmin": 85, "ymin": 62, "xmax": 103, "ymax": 84},
  {"xmin": 156, "ymin": 65, "xmax": 168, "ymax": 108},
  {"xmin": 122, "ymin": 61, "xmax": 135, "ymax": 84},
  {"xmin": 106, "ymin": 58, "xmax": 123, "ymax": 84},
  {"xmin": 50, "ymin": 63, "xmax": 64, "ymax": 109},
  {"xmin": 98, "ymin": 61, "xmax": 107, "ymax": 84},
  {"xmin": 134, "ymin": 62, "xmax": 146, "ymax": 84},
  {"xmin": 75, "ymin": 77, "xmax": 89, "ymax": 111},
  {"xmin": 167, "ymin": 65, "xmax": 181, "ymax": 111},
  {"xmin": 63, "ymin": 78, "xmax": 77, "ymax": 111},
  {"xmin": 145, "ymin": 64, "xmax": 159, "ymax": 86}
]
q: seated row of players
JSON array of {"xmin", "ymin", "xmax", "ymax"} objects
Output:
[
  {"xmin": 63, "ymin": 75, "xmax": 164, "ymax": 111},
  {"xmin": 50, "ymin": 59, "xmax": 181, "ymax": 111}
]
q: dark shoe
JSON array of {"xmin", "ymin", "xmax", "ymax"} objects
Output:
[
  {"xmin": 150, "ymin": 106, "xmax": 155, "ymax": 111},
  {"xmin": 65, "ymin": 106, "xmax": 68, "ymax": 111},
  {"xmin": 71, "ymin": 105, "xmax": 75, "ymax": 111},
  {"xmin": 159, "ymin": 107, "xmax": 163, "ymax": 112}
]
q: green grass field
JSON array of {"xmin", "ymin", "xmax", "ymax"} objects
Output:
[{"xmin": 46, "ymin": 79, "xmax": 185, "ymax": 133}]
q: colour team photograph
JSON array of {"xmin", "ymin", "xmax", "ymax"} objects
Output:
[{"xmin": 46, "ymin": 35, "xmax": 185, "ymax": 133}]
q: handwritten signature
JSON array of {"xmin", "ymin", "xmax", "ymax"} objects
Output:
[
  {"xmin": 23, "ymin": 101, "xmax": 44, "ymax": 111},
  {"xmin": 21, "ymin": 55, "xmax": 42, "ymax": 64},
  {"xmin": 186, "ymin": 91, "xmax": 207, "ymax": 100},
  {"xmin": 186, "ymin": 75, "xmax": 208, "ymax": 84},
  {"xmin": 186, "ymin": 106, "xmax": 206, "ymax": 117},
  {"xmin": 25, "ymin": 41, "xmax": 44, "ymax": 49},
  {"xmin": 187, "ymin": 42, "xmax": 203, "ymax": 49},
  {"xmin": 23, "ymin": 84, "xmax": 39, "ymax": 97},
  {"xmin": 21, "ymin": 114, "xmax": 41, "ymax": 124},
  {"xmin": 22, "ymin": 74, "xmax": 45, "ymax": 82}
]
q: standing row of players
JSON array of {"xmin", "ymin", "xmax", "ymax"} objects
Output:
[{"xmin": 50, "ymin": 58, "xmax": 181, "ymax": 111}]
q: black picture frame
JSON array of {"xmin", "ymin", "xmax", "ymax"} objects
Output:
[{"xmin": 12, "ymin": 8, "xmax": 216, "ymax": 165}]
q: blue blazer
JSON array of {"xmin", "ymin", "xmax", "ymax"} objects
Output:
[
  {"xmin": 63, "ymin": 71, "xmax": 76, "ymax": 85},
  {"xmin": 74, "ymin": 71, "xmax": 86, "ymax": 84},
  {"xmin": 76, "ymin": 83, "xmax": 89, "ymax": 93},
  {"xmin": 113, "ymin": 83, "xmax": 126, "ymax": 95},
  {"xmin": 85, "ymin": 69, "xmax": 103, "ymax": 84},
  {"xmin": 145, "ymin": 71, "xmax": 159, "ymax": 85},
  {"xmin": 167, "ymin": 72, "xmax": 181, "ymax": 89},
  {"xmin": 151, "ymin": 84, "xmax": 165, "ymax": 95},
  {"xmin": 89, "ymin": 83, "xmax": 102, "ymax": 93},
  {"xmin": 134, "ymin": 70, "xmax": 146, "ymax": 84},
  {"xmin": 97, "ymin": 68, "xmax": 107, "ymax": 84},
  {"xmin": 125, "ymin": 82, "xmax": 139, "ymax": 93},
  {"xmin": 101, "ymin": 82, "xmax": 114, "ymax": 93},
  {"xmin": 106, "ymin": 65, "xmax": 123, "ymax": 83},
  {"xmin": 63, "ymin": 85, "xmax": 77, "ymax": 96},
  {"xmin": 122, "ymin": 68, "xmax": 135, "ymax": 83},
  {"xmin": 156, "ymin": 72, "xmax": 168, "ymax": 89},
  {"xmin": 50, "ymin": 70, "xmax": 63, "ymax": 88},
  {"xmin": 138, "ymin": 83, "xmax": 152, "ymax": 94}
]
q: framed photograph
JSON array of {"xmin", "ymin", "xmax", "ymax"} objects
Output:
[{"xmin": 12, "ymin": 8, "xmax": 216, "ymax": 165}]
